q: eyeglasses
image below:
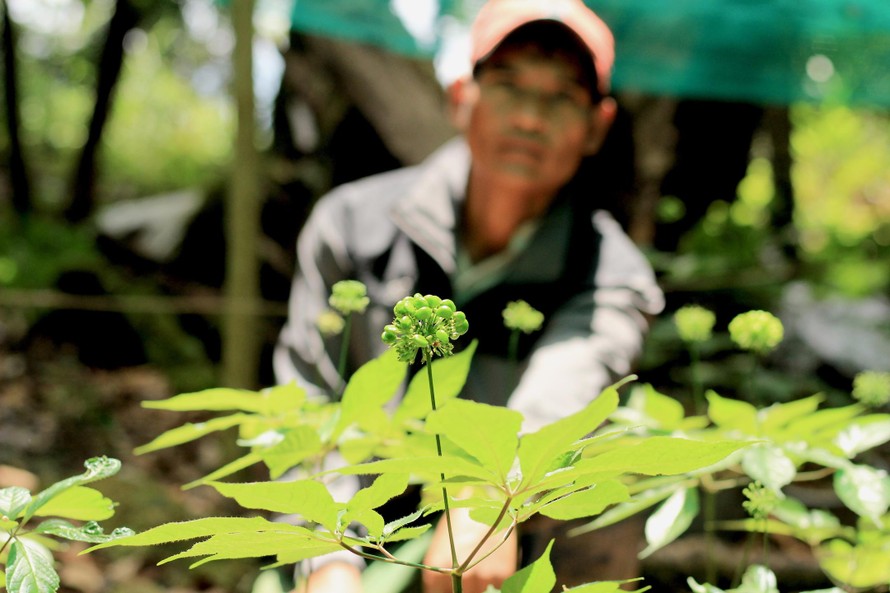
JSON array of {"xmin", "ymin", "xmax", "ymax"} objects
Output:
[{"xmin": 476, "ymin": 73, "xmax": 594, "ymax": 119}]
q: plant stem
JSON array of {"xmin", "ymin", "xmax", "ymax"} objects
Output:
[
  {"xmin": 703, "ymin": 487, "xmax": 717, "ymax": 584},
  {"xmin": 691, "ymin": 344, "xmax": 704, "ymax": 415},
  {"xmin": 336, "ymin": 314, "xmax": 353, "ymax": 399},
  {"xmin": 427, "ymin": 360, "xmax": 461, "ymax": 592}
]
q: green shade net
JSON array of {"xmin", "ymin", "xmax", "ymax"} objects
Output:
[{"xmin": 289, "ymin": 0, "xmax": 890, "ymax": 107}]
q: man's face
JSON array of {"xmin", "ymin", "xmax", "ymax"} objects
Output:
[{"xmin": 457, "ymin": 41, "xmax": 610, "ymax": 197}]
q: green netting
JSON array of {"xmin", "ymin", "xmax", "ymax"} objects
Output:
[{"xmin": 288, "ymin": 0, "xmax": 890, "ymax": 107}]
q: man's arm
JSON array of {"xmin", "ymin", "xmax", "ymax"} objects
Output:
[
  {"xmin": 507, "ymin": 211, "xmax": 664, "ymax": 432},
  {"xmin": 273, "ymin": 196, "xmax": 355, "ymax": 395}
]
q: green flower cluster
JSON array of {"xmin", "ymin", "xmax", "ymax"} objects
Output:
[
  {"xmin": 316, "ymin": 309, "xmax": 346, "ymax": 336},
  {"xmin": 502, "ymin": 300, "xmax": 544, "ymax": 334},
  {"xmin": 673, "ymin": 305, "xmax": 716, "ymax": 344},
  {"xmin": 728, "ymin": 310, "xmax": 784, "ymax": 354},
  {"xmin": 382, "ymin": 294, "xmax": 469, "ymax": 364},
  {"xmin": 329, "ymin": 280, "xmax": 370, "ymax": 315},
  {"xmin": 852, "ymin": 371, "xmax": 890, "ymax": 407},
  {"xmin": 742, "ymin": 481, "xmax": 779, "ymax": 520}
]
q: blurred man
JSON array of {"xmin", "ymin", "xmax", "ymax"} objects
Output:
[{"xmin": 275, "ymin": 0, "xmax": 664, "ymax": 590}]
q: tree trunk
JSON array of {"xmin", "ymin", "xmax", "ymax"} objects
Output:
[
  {"xmin": 2, "ymin": 0, "xmax": 32, "ymax": 215},
  {"xmin": 65, "ymin": 0, "xmax": 140, "ymax": 223},
  {"xmin": 221, "ymin": 0, "xmax": 262, "ymax": 389}
]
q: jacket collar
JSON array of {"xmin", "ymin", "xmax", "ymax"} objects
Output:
[{"xmin": 389, "ymin": 138, "xmax": 470, "ymax": 274}]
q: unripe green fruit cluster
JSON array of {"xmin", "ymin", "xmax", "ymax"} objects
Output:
[{"xmin": 382, "ymin": 293, "xmax": 468, "ymax": 363}]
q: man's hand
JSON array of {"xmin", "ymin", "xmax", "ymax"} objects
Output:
[
  {"xmin": 422, "ymin": 506, "xmax": 518, "ymax": 593},
  {"xmin": 293, "ymin": 561, "xmax": 364, "ymax": 593}
]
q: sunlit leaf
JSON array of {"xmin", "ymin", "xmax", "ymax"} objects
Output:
[
  {"xmin": 24, "ymin": 457, "xmax": 121, "ymax": 523},
  {"xmin": 641, "ymin": 487, "xmax": 699, "ymax": 558},
  {"xmin": 580, "ymin": 437, "xmax": 748, "ymax": 477},
  {"xmin": 134, "ymin": 414, "xmax": 249, "ymax": 455},
  {"xmin": 31, "ymin": 486, "xmax": 115, "ymax": 521},
  {"xmin": 395, "ymin": 341, "xmax": 478, "ymax": 423},
  {"xmin": 614, "ymin": 384, "xmax": 687, "ymax": 430},
  {"xmin": 569, "ymin": 479, "xmax": 685, "ymax": 536},
  {"xmin": 6, "ymin": 539, "xmax": 59, "ymax": 593},
  {"xmin": 564, "ymin": 578, "xmax": 649, "ymax": 593},
  {"xmin": 518, "ymin": 387, "xmax": 619, "ymax": 490},
  {"xmin": 143, "ymin": 388, "xmax": 271, "ymax": 413},
  {"xmin": 426, "ymin": 400, "xmax": 522, "ymax": 481},
  {"xmin": 707, "ymin": 391, "xmax": 758, "ymax": 433},
  {"xmin": 759, "ymin": 395, "xmax": 824, "ymax": 434},
  {"xmin": 501, "ymin": 539, "xmax": 555, "ymax": 593},
  {"xmin": 87, "ymin": 516, "xmax": 277, "ymax": 552},
  {"xmin": 818, "ymin": 536, "xmax": 890, "ymax": 588},
  {"xmin": 741, "ymin": 444, "xmax": 797, "ymax": 494},
  {"xmin": 0, "ymin": 487, "xmax": 32, "ymax": 520},
  {"xmin": 834, "ymin": 465, "xmax": 890, "ymax": 525},
  {"xmin": 162, "ymin": 527, "xmax": 339, "ymax": 568},
  {"xmin": 539, "ymin": 480, "xmax": 630, "ymax": 521},
  {"xmin": 834, "ymin": 415, "xmax": 890, "ymax": 458},
  {"xmin": 33, "ymin": 519, "xmax": 133, "ymax": 544},
  {"xmin": 211, "ymin": 481, "xmax": 339, "ymax": 530},
  {"xmin": 183, "ymin": 452, "xmax": 263, "ymax": 490},
  {"xmin": 336, "ymin": 349, "xmax": 406, "ymax": 437},
  {"xmin": 262, "ymin": 427, "xmax": 324, "ymax": 479},
  {"xmin": 335, "ymin": 455, "xmax": 494, "ymax": 483}
]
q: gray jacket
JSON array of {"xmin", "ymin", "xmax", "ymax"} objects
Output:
[{"xmin": 274, "ymin": 138, "xmax": 664, "ymax": 432}]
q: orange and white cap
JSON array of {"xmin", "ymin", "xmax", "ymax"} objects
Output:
[{"xmin": 470, "ymin": 0, "xmax": 615, "ymax": 95}]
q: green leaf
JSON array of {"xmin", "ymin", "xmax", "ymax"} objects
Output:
[
  {"xmin": 426, "ymin": 400, "xmax": 522, "ymax": 481},
  {"xmin": 142, "ymin": 384, "xmax": 303, "ymax": 415},
  {"xmin": 135, "ymin": 414, "xmax": 249, "ymax": 455},
  {"xmin": 564, "ymin": 579, "xmax": 649, "ymax": 593},
  {"xmin": 580, "ymin": 437, "xmax": 749, "ymax": 477},
  {"xmin": 30, "ymin": 486, "xmax": 115, "ymax": 522},
  {"xmin": 6, "ymin": 539, "xmax": 60, "ymax": 593},
  {"xmin": 342, "ymin": 474, "xmax": 411, "ymax": 537},
  {"xmin": 741, "ymin": 445, "xmax": 797, "ymax": 494},
  {"xmin": 336, "ymin": 349, "xmax": 407, "ymax": 437},
  {"xmin": 834, "ymin": 415, "xmax": 890, "ymax": 457},
  {"xmin": 349, "ymin": 474, "xmax": 411, "ymax": 513},
  {"xmin": 183, "ymin": 452, "xmax": 264, "ymax": 490},
  {"xmin": 569, "ymin": 479, "xmax": 686, "ymax": 536},
  {"xmin": 759, "ymin": 395, "xmax": 824, "ymax": 434},
  {"xmin": 518, "ymin": 388, "xmax": 619, "ymax": 490},
  {"xmin": 363, "ymin": 530, "xmax": 433, "ymax": 592},
  {"xmin": 23, "ymin": 457, "xmax": 121, "ymax": 524},
  {"xmin": 539, "ymin": 480, "xmax": 630, "ymax": 521},
  {"xmin": 335, "ymin": 455, "xmax": 495, "ymax": 483},
  {"xmin": 380, "ymin": 506, "xmax": 430, "ymax": 540},
  {"xmin": 617, "ymin": 384, "xmax": 687, "ymax": 430},
  {"xmin": 162, "ymin": 527, "xmax": 340, "ymax": 568},
  {"xmin": 394, "ymin": 341, "xmax": 477, "ymax": 423},
  {"xmin": 501, "ymin": 539, "xmax": 556, "ymax": 593},
  {"xmin": 0, "ymin": 487, "xmax": 32, "ymax": 520},
  {"xmin": 641, "ymin": 486, "xmax": 699, "ymax": 558},
  {"xmin": 33, "ymin": 519, "xmax": 134, "ymax": 544},
  {"xmin": 211, "ymin": 480, "xmax": 340, "ymax": 529},
  {"xmin": 86, "ymin": 516, "xmax": 276, "ymax": 551},
  {"xmin": 707, "ymin": 391, "xmax": 758, "ymax": 433},
  {"xmin": 783, "ymin": 405, "xmax": 864, "ymax": 441},
  {"xmin": 737, "ymin": 564, "xmax": 779, "ymax": 593},
  {"xmin": 818, "ymin": 537, "xmax": 890, "ymax": 588},
  {"xmin": 261, "ymin": 427, "xmax": 324, "ymax": 479},
  {"xmin": 834, "ymin": 465, "xmax": 890, "ymax": 525}
]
